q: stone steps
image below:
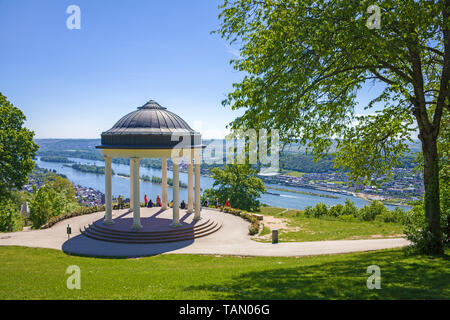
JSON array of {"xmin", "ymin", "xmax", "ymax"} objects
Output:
[
  {"xmin": 80, "ymin": 219, "xmax": 222, "ymax": 244},
  {"xmin": 91, "ymin": 218, "xmax": 212, "ymax": 236}
]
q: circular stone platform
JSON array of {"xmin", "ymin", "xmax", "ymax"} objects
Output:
[{"xmin": 81, "ymin": 207, "xmax": 222, "ymax": 244}]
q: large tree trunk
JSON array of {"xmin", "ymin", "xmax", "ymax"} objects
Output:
[{"xmin": 420, "ymin": 132, "xmax": 443, "ymax": 255}]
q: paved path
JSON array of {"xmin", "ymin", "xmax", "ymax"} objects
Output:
[{"xmin": 0, "ymin": 208, "xmax": 410, "ymax": 258}]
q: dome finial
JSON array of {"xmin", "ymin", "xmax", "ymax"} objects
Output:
[{"xmin": 138, "ymin": 100, "xmax": 167, "ymax": 110}]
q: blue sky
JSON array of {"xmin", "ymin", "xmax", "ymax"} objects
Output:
[{"xmin": 0, "ymin": 0, "xmax": 384, "ymax": 139}]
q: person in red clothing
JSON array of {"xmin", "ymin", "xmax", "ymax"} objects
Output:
[
  {"xmin": 156, "ymin": 195, "xmax": 162, "ymax": 207},
  {"xmin": 144, "ymin": 194, "xmax": 148, "ymax": 207},
  {"xmin": 214, "ymin": 198, "xmax": 219, "ymax": 209},
  {"xmin": 225, "ymin": 198, "xmax": 231, "ymax": 208}
]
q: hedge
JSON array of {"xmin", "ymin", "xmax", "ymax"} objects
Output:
[
  {"xmin": 40, "ymin": 205, "xmax": 106, "ymax": 229},
  {"xmin": 220, "ymin": 206, "xmax": 261, "ymax": 235}
]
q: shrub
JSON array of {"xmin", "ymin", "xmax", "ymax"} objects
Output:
[
  {"xmin": 342, "ymin": 198, "xmax": 358, "ymax": 216},
  {"xmin": 311, "ymin": 202, "xmax": 328, "ymax": 218},
  {"xmin": 220, "ymin": 207, "xmax": 261, "ymax": 235},
  {"xmin": 375, "ymin": 207, "xmax": 406, "ymax": 224},
  {"xmin": 29, "ymin": 180, "xmax": 78, "ymax": 229},
  {"xmin": 304, "ymin": 206, "xmax": 313, "ymax": 217},
  {"xmin": 305, "ymin": 200, "xmax": 403, "ymax": 224},
  {"xmin": 357, "ymin": 201, "xmax": 388, "ymax": 221},
  {"xmin": 338, "ymin": 214, "xmax": 358, "ymax": 222},
  {"xmin": 29, "ymin": 186, "xmax": 55, "ymax": 228},
  {"xmin": 304, "ymin": 203, "xmax": 328, "ymax": 218},
  {"xmin": 328, "ymin": 204, "xmax": 344, "ymax": 217},
  {"xmin": 404, "ymin": 204, "xmax": 448, "ymax": 254},
  {"xmin": 0, "ymin": 198, "xmax": 24, "ymax": 232},
  {"xmin": 249, "ymin": 221, "xmax": 260, "ymax": 235},
  {"xmin": 41, "ymin": 205, "xmax": 105, "ymax": 229}
]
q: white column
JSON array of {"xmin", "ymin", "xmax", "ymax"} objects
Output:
[
  {"xmin": 129, "ymin": 158, "xmax": 133, "ymax": 211},
  {"xmin": 104, "ymin": 156, "xmax": 114, "ymax": 225},
  {"xmin": 162, "ymin": 157, "xmax": 168, "ymax": 210},
  {"xmin": 131, "ymin": 157, "xmax": 142, "ymax": 230},
  {"xmin": 187, "ymin": 160, "xmax": 194, "ymax": 213},
  {"xmin": 194, "ymin": 159, "xmax": 201, "ymax": 220},
  {"xmin": 170, "ymin": 161, "xmax": 181, "ymax": 227}
]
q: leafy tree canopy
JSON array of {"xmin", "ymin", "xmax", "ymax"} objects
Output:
[
  {"xmin": 216, "ymin": 0, "xmax": 449, "ymax": 254},
  {"xmin": 0, "ymin": 93, "xmax": 39, "ymax": 199},
  {"xmin": 203, "ymin": 164, "xmax": 266, "ymax": 212}
]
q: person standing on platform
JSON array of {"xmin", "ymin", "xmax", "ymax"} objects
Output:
[
  {"xmin": 144, "ymin": 194, "xmax": 148, "ymax": 207},
  {"xmin": 156, "ymin": 195, "xmax": 162, "ymax": 207},
  {"xmin": 118, "ymin": 195, "xmax": 124, "ymax": 209},
  {"xmin": 214, "ymin": 198, "xmax": 219, "ymax": 209}
]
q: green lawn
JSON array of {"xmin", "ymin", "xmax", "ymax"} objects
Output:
[
  {"xmin": 254, "ymin": 208, "xmax": 405, "ymax": 242},
  {"xmin": 284, "ymin": 170, "xmax": 307, "ymax": 177},
  {"xmin": 0, "ymin": 246, "xmax": 448, "ymax": 299}
]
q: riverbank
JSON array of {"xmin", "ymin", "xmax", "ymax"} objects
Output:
[
  {"xmin": 35, "ymin": 157, "xmax": 410, "ymax": 211},
  {"xmin": 266, "ymin": 186, "xmax": 339, "ymax": 199}
]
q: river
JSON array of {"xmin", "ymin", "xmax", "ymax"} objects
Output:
[{"xmin": 35, "ymin": 157, "xmax": 408, "ymax": 211}]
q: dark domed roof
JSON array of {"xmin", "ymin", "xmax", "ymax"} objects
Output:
[{"xmin": 98, "ymin": 100, "xmax": 202, "ymax": 149}]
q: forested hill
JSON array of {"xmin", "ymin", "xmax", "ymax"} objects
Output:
[
  {"xmin": 279, "ymin": 152, "xmax": 418, "ymax": 173},
  {"xmin": 35, "ymin": 139, "xmax": 419, "ymax": 173},
  {"xmin": 35, "ymin": 139, "xmax": 103, "ymax": 161},
  {"xmin": 36, "ymin": 139, "xmax": 100, "ymax": 152}
]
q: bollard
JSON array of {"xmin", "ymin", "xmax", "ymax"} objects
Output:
[
  {"xmin": 67, "ymin": 224, "xmax": 72, "ymax": 255},
  {"xmin": 272, "ymin": 229, "xmax": 278, "ymax": 244}
]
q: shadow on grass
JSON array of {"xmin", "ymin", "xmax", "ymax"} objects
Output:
[{"xmin": 184, "ymin": 251, "xmax": 449, "ymax": 299}]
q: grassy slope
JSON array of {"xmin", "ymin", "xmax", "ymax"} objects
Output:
[
  {"xmin": 283, "ymin": 170, "xmax": 307, "ymax": 177},
  {"xmin": 0, "ymin": 246, "xmax": 448, "ymax": 299},
  {"xmin": 254, "ymin": 207, "xmax": 404, "ymax": 242}
]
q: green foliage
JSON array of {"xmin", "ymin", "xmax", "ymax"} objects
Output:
[
  {"xmin": 404, "ymin": 204, "xmax": 449, "ymax": 254},
  {"xmin": 375, "ymin": 207, "xmax": 407, "ymax": 224},
  {"xmin": 29, "ymin": 186, "xmax": 55, "ymax": 228},
  {"xmin": 328, "ymin": 204, "xmax": 344, "ymax": 217},
  {"xmin": 203, "ymin": 164, "xmax": 266, "ymax": 212},
  {"xmin": 357, "ymin": 201, "xmax": 389, "ymax": 221},
  {"xmin": 29, "ymin": 177, "xmax": 78, "ymax": 229},
  {"xmin": 305, "ymin": 199, "xmax": 405, "ymax": 224},
  {"xmin": 280, "ymin": 152, "xmax": 416, "ymax": 173},
  {"xmin": 40, "ymin": 156, "xmax": 73, "ymax": 163},
  {"xmin": 280, "ymin": 153, "xmax": 335, "ymax": 173},
  {"xmin": 0, "ymin": 198, "xmax": 24, "ymax": 232},
  {"xmin": 44, "ymin": 175, "xmax": 76, "ymax": 200},
  {"xmin": 220, "ymin": 206, "xmax": 261, "ymax": 235},
  {"xmin": 404, "ymin": 110, "xmax": 450, "ymax": 251},
  {"xmin": 215, "ymin": 0, "xmax": 444, "ymax": 179},
  {"xmin": 41, "ymin": 205, "xmax": 105, "ymax": 229},
  {"xmin": 0, "ymin": 93, "xmax": 39, "ymax": 200},
  {"xmin": 342, "ymin": 198, "xmax": 358, "ymax": 216},
  {"xmin": 216, "ymin": 0, "xmax": 449, "ymax": 254},
  {"xmin": 70, "ymin": 163, "xmax": 113, "ymax": 175},
  {"xmin": 38, "ymin": 150, "xmax": 103, "ymax": 161},
  {"xmin": 304, "ymin": 202, "xmax": 328, "ymax": 218},
  {"xmin": 438, "ymin": 111, "xmax": 450, "ymax": 244},
  {"xmin": 338, "ymin": 214, "xmax": 358, "ymax": 222}
]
